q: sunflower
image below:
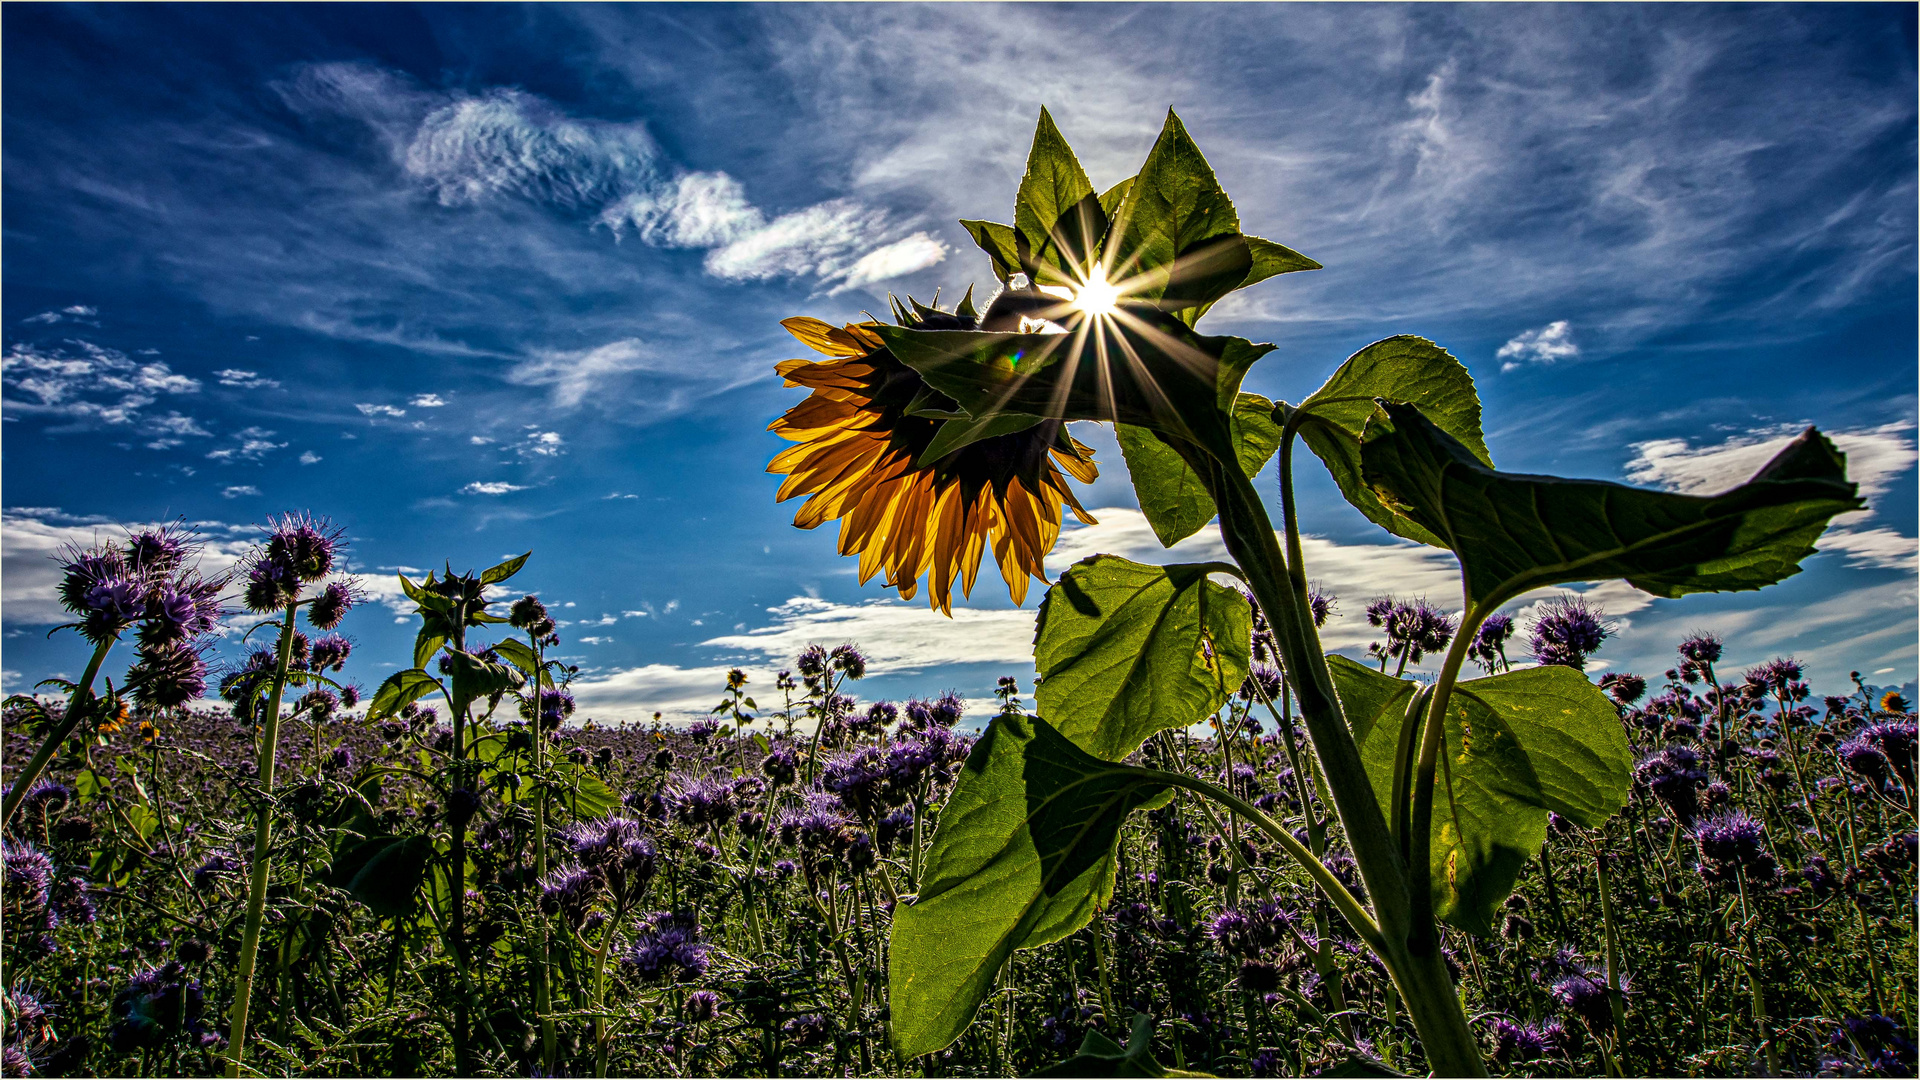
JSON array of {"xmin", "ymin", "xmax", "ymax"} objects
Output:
[{"xmin": 768, "ymin": 300, "xmax": 1098, "ymax": 614}]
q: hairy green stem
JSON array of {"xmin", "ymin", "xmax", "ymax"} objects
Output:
[
  {"xmin": 225, "ymin": 602, "xmax": 300, "ymax": 1077},
  {"xmin": 3, "ymin": 637, "xmax": 115, "ymax": 826},
  {"xmin": 1207, "ymin": 442, "xmax": 1486, "ymax": 1077}
]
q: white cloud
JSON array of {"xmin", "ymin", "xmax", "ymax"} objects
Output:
[
  {"xmin": 704, "ymin": 199, "xmax": 885, "ymax": 282},
  {"xmin": 702, "ymin": 595, "xmax": 1037, "ymax": 674},
  {"xmin": 1625, "ymin": 421, "xmax": 1915, "ymax": 502},
  {"xmin": 579, "ymin": 636, "xmax": 611, "ymax": 645},
  {"xmin": 3, "ymin": 341, "xmax": 201, "ymax": 430},
  {"xmin": 404, "ymin": 89, "xmax": 658, "ymax": 211},
  {"xmin": 355, "ymin": 403, "xmax": 406, "ymax": 418},
  {"xmin": 205, "ymin": 426, "xmax": 287, "ymax": 463},
  {"xmin": 20, "ymin": 305, "xmax": 98, "ymax": 326},
  {"xmin": 509, "ymin": 338, "xmax": 668, "ymax": 408},
  {"xmin": 0, "ymin": 509, "xmax": 252, "ymax": 626},
  {"xmin": 462, "ymin": 481, "xmax": 527, "ymax": 496},
  {"xmin": 221, "ymin": 485, "xmax": 261, "ymax": 499},
  {"xmin": 215, "ymin": 369, "xmax": 280, "ymax": 389},
  {"xmin": 828, "ymin": 231, "xmax": 951, "ymax": 294},
  {"xmin": 298, "ymin": 450, "xmax": 323, "ymax": 465},
  {"xmin": 1816, "ymin": 527, "xmax": 1918, "ymax": 572},
  {"xmin": 598, "ymin": 171, "xmax": 761, "ymax": 247},
  {"xmin": 409, "ymin": 393, "xmax": 448, "ymax": 407},
  {"xmin": 1496, "ymin": 321, "xmax": 1580, "ymax": 371},
  {"xmin": 518, "ymin": 430, "xmax": 565, "ymax": 457}
]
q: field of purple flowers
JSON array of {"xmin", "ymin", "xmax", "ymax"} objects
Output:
[{"xmin": 1, "ymin": 517, "xmax": 1914, "ymax": 1078}]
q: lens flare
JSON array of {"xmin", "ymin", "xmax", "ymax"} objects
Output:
[{"xmin": 1071, "ymin": 264, "xmax": 1124, "ymax": 317}]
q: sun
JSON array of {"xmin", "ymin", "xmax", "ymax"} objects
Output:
[{"xmin": 1070, "ymin": 263, "xmax": 1124, "ymax": 317}]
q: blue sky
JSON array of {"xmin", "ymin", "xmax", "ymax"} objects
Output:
[{"xmin": 5, "ymin": 3, "xmax": 1915, "ymax": 722}]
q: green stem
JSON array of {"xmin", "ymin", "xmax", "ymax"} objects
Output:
[
  {"xmin": 2, "ymin": 636, "xmax": 115, "ymax": 826},
  {"xmin": 530, "ymin": 655, "xmax": 557, "ymax": 1075},
  {"xmin": 1406, "ymin": 605, "xmax": 1485, "ymax": 957},
  {"xmin": 224, "ymin": 603, "xmax": 300, "ymax": 1077},
  {"xmin": 1207, "ymin": 442, "xmax": 1485, "ymax": 1077}
]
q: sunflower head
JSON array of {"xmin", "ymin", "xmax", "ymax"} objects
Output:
[{"xmin": 768, "ymin": 293, "xmax": 1098, "ymax": 615}]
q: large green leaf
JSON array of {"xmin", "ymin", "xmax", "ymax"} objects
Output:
[
  {"xmin": 1032, "ymin": 1013, "xmax": 1214, "ymax": 1078},
  {"xmin": 874, "ymin": 316, "xmax": 1272, "ymax": 464},
  {"xmin": 1294, "ymin": 336, "xmax": 1488, "ymax": 549},
  {"xmin": 367, "ymin": 668, "xmax": 443, "ymax": 720},
  {"xmin": 1014, "ymin": 108, "xmax": 1102, "ymax": 287},
  {"xmin": 330, "ymin": 834, "xmax": 434, "ymax": 918},
  {"xmin": 890, "ymin": 715, "xmax": 1171, "ymax": 1058},
  {"xmin": 1329, "ymin": 656, "xmax": 1632, "ymax": 934},
  {"xmin": 1182, "ymin": 235, "xmax": 1323, "ymax": 327},
  {"xmin": 1361, "ymin": 401, "xmax": 1865, "ymax": 609},
  {"xmin": 1118, "ymin": 394, "xmax": 1284, "ymax": 546},
  {"xmin": 479, "ymin": 551, "xmax": 531, "ymax": 585},
  {"xmin": 961, "ymin": 219, "xmax": 1022, "ymax": 283},
  {"xmin": 445, "ymin": 649, "xmax": 524, "ymax": 716},
  {"xmin": 1109, "ymin": 110, "xmax": 1248, "ymax": 313},
  {"xmin": 1034, "ymin": 556, "xmax": 1250, "ymax": 760}
]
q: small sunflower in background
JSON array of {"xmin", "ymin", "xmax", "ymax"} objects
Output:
[{"xmin": 768, "ymin": 295, "xmax": 1098, "ymax": 614}]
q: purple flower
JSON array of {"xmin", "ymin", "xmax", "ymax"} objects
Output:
[
  {"xmin": 1468, "ymin": 614, "xmax": 1516, "ymax": 673},
  {"xmin": 309, "ymin": 634, "xmax": 352, "ymax": 672},
  {"xmin": 296, "ymin": 688, "xmax": 339, "ymax": 719},
  {"xmin": 850, "ymin": 700, "xmax": 897, "ymax": 736},
  {"xmin": 138, "ymin": 578, "xmax": 224, "ymax": 647},
  {"xmin": 686, "ymin": 717, "xmax": 721, "ymax": 744},
  {"xmin": 1549, "ymin": 971, "xmax": 1615, "ymax": 1032},
  {"xmin": 1864, "ymin": 720, "xmax": 1917, "ymax": 787},
  {"xmin": 538, "ymin": 865, "xmax": 601, "ymax": 925},
  {"xmin": 192, "ymin": 852, "xmax": 243, "ymax": 892},
  {"xmin": 4, "ymin": 841, "xmax": 55, "ymax": 915},
  {"xmin": 1599, "ymin": 672, "xmax": 1647, "ymax": 705},
  {"xmin": 822, "ymin": 746, "xmax": 894, "ymax": 819},
  {"xmin": 1692, "ymin": 809, "xmax": 1770, "ymax": 878},
  {"xmin": 1308, "ymin": 587, "xmax": 1336, "ymax": 628},
  {"xmin": 561, "ymin": 815, "xmax": 657, "ymax": 896},
  {"xmin": 262, "ymin": 512, "xmax": 341, "ymax": 584},
  {"xmin": 760, "ymin": 745, "xmax": 798, "ymax": 787},
  {"xmin": 1679, "ymin": 634, "xmax": 1723, "ymax": 664},
  {"xmin": 325, "ymin": 746, "xmax": 354, "ymax": 773},
  {"xmin": 125, "ymin": 524, "xmax": 193, "ymax": 575},
  {"xmin": 1529, "ymin": 596, "xmax": 1611, "ymax": 669},
  {"xmin": 308, "ymin": 581, "xmax": 358, "ymax": 631},
  {"xmin": 781, "ymin": 1013, "xmax": 831, "ymax": 1047},
  {"xmin": 686, "ymin": 989, "xmax": 721, "ymax": 1023},
  {"xmin": 1366, "ymin": 597, "xmax": 1457, "ymax": 668},
  {"xmin": 673, "ymin": 776, "xmax": 737, "ymax": 829},
  {"xmin": 828, "ymin": 643, "xmax": 867, "ymax": 679},
  {"xmin": 625, "ymin": 911, "xmax": 709, "ymax": 982},
  {"xmin": 1745, "ymin": 657, "xmax": 1803, "ymax": 694},
  {"xmin": 18, "ymin": 779, "xmax": 74, "ymax": 821},
  {"xmin": 1490, "ymin": 1018, "xmax": 1553, "ymax": 1066},
  {"xmin": 1841, "ymin": 739, "xmax": 1891, "ymax": 785},
  {"xmin": 1205, "ymin": 903, "xmax": 1292, "ymax": 959}
]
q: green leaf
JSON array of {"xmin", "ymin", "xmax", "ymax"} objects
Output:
[
  {"xmin": 1098, "ymin": 176, "xmax": 1135, "ymax": 220},
  {"xmin": 1361, "ymin": 402, "xmax": 1865, "ymax": 609},
  {"xmin": 446, "ymin": 650, "xmax": 524, "ymax": 716},
  {"xmin": 479, "ymin": 551, "xmax": 531, "ymax": 585},
  {"xmin": 412, "ymin": 629, "xmax": 448, "ymax": 671},
  {"xmin": 961, "ymin": 219, "xmax": 1022, "ymax": 283},
  {"xmin": 1034, "ymin": 555, "xmax": 1250, "ymax": 760},
  {"xmin": 491, "ymin": 637, "xmax": 539, "ymax": 675},
  {"xmin": 1014, "ymin": 108, "xmax": 1102, "ymax": 286},
  {"xmin": 890, "ymin": 714, "xmax": 1171, "ymax": 1058},
  {"xmin": 333, "ymin": 834, "xmax": 434, "ymax": 918},
  {"xmin": 1031, "ymin": 1013, "xmax": 1215, "ymax": 1077},
  {"xmin": 367, "ymin": 669, "xmax": 443, "ymax": 720},
  {"xmin": 1330, "ymin": 656, "xmax": 1632, "ymax": 934},
  {"xmin": 1294, "ymin": 336, "xmax": 1488, "ymax": 549},
  {"xmin": 1117, "ymin": 394, "xmax": 1284, "ymax": 546},
  {"xmin": 542, "ymin": 765, "xmax": 620, "ymax": 820},
  {"xmin": 1109, "ymin": 110, "xmax": 1248, "ymax": 313},
  {"xmin": 916, "ymin": 411, "xmax": 1048, "ymax": 467},
  {"xmin": 1182, "ymin": 235, "xmax": 1322, "ymax": 326},
  {"xmin": 874, "ymin": 317, "xmax": 1272, "ymax": 465}
]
